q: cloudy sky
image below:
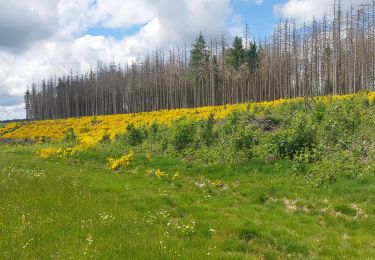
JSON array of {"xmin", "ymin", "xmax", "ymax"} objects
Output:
[{"xmin": 0, "ymin": 0, "xmax": 368, "ymax": 120}]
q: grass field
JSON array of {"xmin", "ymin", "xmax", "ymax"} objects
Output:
[
  {"xmin": 1, "ymin": 143, "xmax": 375, "ymax": 259},
  {"xmin": 1, "ymin": 93, "xmax": 375, "ymax": 259}
]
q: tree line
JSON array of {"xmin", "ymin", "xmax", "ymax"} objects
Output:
[{"xmin": 25, "ymin": 0, "xmax": 375, "ymax": 120}]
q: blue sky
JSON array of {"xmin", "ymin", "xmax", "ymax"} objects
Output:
[
  {"xmin": 231, "ymin": 0, "xmax": 281, "ymax": 39},
  {"xmin": 86, "ymin": 24, "xmax": 146, "ymax": 39}
]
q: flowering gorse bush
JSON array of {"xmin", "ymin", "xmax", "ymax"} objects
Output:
[
  {"xmin": 36, "ymin": 147, "xmax": 64, "ymax": 159},
  {"xmin": 107, "ymin": 152, "xmax": 134, "ymax": 171},
  {"xmin": 4, "ymin": 93, "xmax": 370, "ymax": 143},
  {"xmin": 154, "ymin": 169, "xmax": 168, "ymax": 178},
  {"xmin": 2, "ymin": 92, "xmax": 373, "ymax": 157}
]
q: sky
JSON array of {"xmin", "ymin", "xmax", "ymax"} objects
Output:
[{"xmin": 0, "ymin": 0, "xmax": 369, "ymax": 120}]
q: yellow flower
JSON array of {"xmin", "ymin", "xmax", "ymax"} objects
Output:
[
  {"xmin": 2, "ymin": 92, "xmax": 374, "ymax": 152},
  {"xmin": 172, "ymin": 172, "xmax": 182, "ymax": 180},
  {"xmin": 107, "ymin": 151, "xmax": 134, "ymax": 171},
  {"xmin": 211, "ymin": 179, "xmax": 224, "ymax": 188},
  {"xmin": 37, "ymin": 147, "xmax": 64, "ymax": 159},
  {"xmin": 155, "ymin": 169, "xmax": 168, "ymax": 178}
]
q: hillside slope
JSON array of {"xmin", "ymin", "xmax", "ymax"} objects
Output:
[{"xmin": 1, "ymin": 92, "xmax": 375, "ymax": 258}]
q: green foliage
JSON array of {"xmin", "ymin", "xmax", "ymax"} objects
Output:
[
  {"xmin": 234, "ymin": 130, "xmax": 254, "ymax": 151},
  {"xmin": 4, "ymin": 94, "xmax": 375, "ymax": 258},
  {"xmin": 225, "ymin": 37, "xmax": 245, "ymax": 70},
  {"xmin": 64, "ymin": 128, "xmax": 77, "ymax": 143},
  {"xmin": 39, "ymin": 95, "xmax": 375, "ymax": 187},
  {"xmin": 221, "ymin": 110, "xmax": 242, "ymax": 135},
  {"xmin": 244, "ymin": 42, "xmax": 259, "ymax": 72},
  {"xmin": 292, "ymin": 148, "xmax": 320, "ymax": 174},
  {"xmin": 322, "ymin": 99, "xmax": 362, "ymax": 146},
  {"xmin": 200, "ymin": 114, "xmax": 216, "ymax": 146},
  {"xmin": 273, "ymin": 114, "xmax": 317, "ymax": 159},
  {"xmin": 150, "ymin": 122, "xmax": 160, "ymax": 137},
  {"xmin": 225, "ymin": 37, "xmax": 259, "ymax": 72},
  {"xmin": 312, "ymin": 101, "xmax": 326, "ymax": 122},
  {"xmin": 305, "ymin": 150, "xmax": 363, "ymax": 187},
  {"xmin": 3, "ymin": 144, "xmax": 375, "ymax": 259},
  {"xmin": 233, "ymin": 129, "xmax": 256, "ymax": 161},
  {"xmin": 189, "ymin": 32, "xmax": 208, "ymax": 80},
  {"xmin": 100, "ymin": 131, "xmax": 111, "ymax": 143},
  {"xmin": 125, "ymin": 123, "xmax": 147, "ymax": 146},
  {"xmin": 171, "ymin": 119, "xmax": 197, "ymax": 151}
]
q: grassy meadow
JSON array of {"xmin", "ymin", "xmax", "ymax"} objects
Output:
[{"xmin": 1, "ymin": 92, "xmax": 375, "ymax": 259}]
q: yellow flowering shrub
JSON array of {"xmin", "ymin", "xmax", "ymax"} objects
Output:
[
  {"xmin": 368, "ymin": 92, "xmax": 375, "ymax": 105},
  {"xmin": 154, "ymin": 169, "xmax": 168, "ymax": 178},
  {"xmin": 37, "ymin": 147, "xmax": 64, "ymax": 159},
  {"xmin": 0, "ymin": 122, "xmax": 19, "ymax": 135},
  {"xmin": 1, "ymin": 92, "xmax": 374, "ymax": 151},
  {"xmin": 107, "ymin": 152, "xmax": 134, "ymax": 171},
  {"xmin": 172, "ymin": 172, "xmax": 183, "ymax": 180},
  {"xmin": 211, "ymin": 179, "xmax": 224, "ymax": 188}
]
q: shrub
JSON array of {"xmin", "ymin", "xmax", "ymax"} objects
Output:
[
  {"xmin": 293, "ymin": 148, "xmax": 320, "ymax": 174},
  {"xmin": 171, "ymin": 119, "xmax": 197, "ymax": 151},
  {"xmin": 64, "ymin": 128, "xmax": 77, "ymax": 143},
  {"xmin": 222, "ymin": 110, "xmax": 242, "ymax": 135},
  {"xmin": 305, "ymin": 150, "xmax": 362, "ymax": 187},
  {"xmin": 312, "ymin": 101, "xmax": 326, "ymax": 123},
  {"xmin": 107, "ymin": 151, "xmax": 134, "ymax": 171},
  {"xmin": 101, "ymin": 131, "xmax": 111, "ymax": 143},
  {"xmin": 233, "ymin": 129, "xmax": 256, "ymax": 161},
  {"xmin": 273, "ymin": 114, "xmax": 316, "ymax": 159},
  {"xmin": 150, "ymin": 122, "xmax": 160, "ymax": 138},
  {"xmin": 322, "ymin": 99, "xmax": 361, "ymax": 146},
  {"xmin": 200, "ymin": 114, "xmax": 216, "ymax": 146},
  {"xmin": 125, "ymin": 123, "xmax": 146, "ymax": 146}
]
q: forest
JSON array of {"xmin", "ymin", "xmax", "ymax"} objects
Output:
[{"xmin": 25, "ymin": 0, "xmax": 375, "ymax": 120}]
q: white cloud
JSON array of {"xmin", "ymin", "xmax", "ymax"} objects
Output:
[
  {"xmin": 0, "ymin": 0, "xmax": 59, "ymax": 53},
  {"xmin": 89, "ymin": 0, "xmax": 155, "ymax": 28},
  {"xmin": 274, "ymin": 0, "xmax": 370, "ymax": 23},
  {"xmin": 0, "ymin": 0, "xmax": 233, "ymax": 120},
  {"xmin": 0, "ymin": 104, "xmax": 25, "ymax": 121}
]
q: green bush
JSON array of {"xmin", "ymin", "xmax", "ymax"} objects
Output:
[
  {"xmin": 222, "ymin": 110, "xmax": 242, "ymax": 135},
  {"xmin": 273, "ymin": 114, "xmax": 316, "ymax": 159},
  {"xmin": 171, "ymin": 119, "xmax": 197, "ymax": 151},
  {"xmin": 125, "ymin": 123, "xmax": 146, "ymax": 146},
  {"xmin": 322, "ymin": 100, "xmax": 361, "ymax": 146},
  {"xmin": 64, "ymin": 128, "xmax": 77, "ymax": 143},
  {"xmin": 147, "ymin": 122, "xmax": 169, "ymax": 152},
  {"xmin": 305, "ymin": 150, "xmax": 362, "ymax": 187},
  {"xmin": 100, "ymin": 131, "xmax": 111, "ymax": 143},
  {"xmin": 312, "ymin": 102, "xmax": 326, "ymax": 123},
  {"xmin": 200, "ymin": 114, "xmax": 216, "ymax": 146},
  {"xmin": 150, "ymin": 122, "xmax": 160, "ymax": 138},
  {"xmin": 233, "ymin": 129, "xmax": 256, "ymax": 161}
]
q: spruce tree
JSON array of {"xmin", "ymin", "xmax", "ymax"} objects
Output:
[
  {"xmin": 225, "ymin": 37, "xmax": 245, "ymax": 70},
  {"xmin": 245, "ymin": 42, "xmax": 259, "ymax": 73},
  {"xmin": 190, "ymin": 32, "xmax": 208, "ymax": 79}
]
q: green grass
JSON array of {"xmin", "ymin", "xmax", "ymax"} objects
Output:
[{"xmin": 1, "ymin": 144, "xmax": 375, "ymax": 259}]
